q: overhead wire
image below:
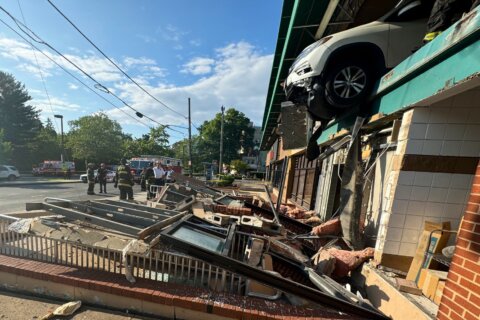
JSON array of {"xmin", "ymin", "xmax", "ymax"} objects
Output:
[
  {"xmin": 0, "ymin": 16, "xmax": 152, "ymax": 129},
  {"xmin": 0, "ymin": 5, "xmax": 186, "ymax": 135},
  {"xmin": 46, "ymin": 0, "xmax": 188, "ymax": 120},
  {"xmin": 16, "ymin": 0, "xmax": 59, "ymax": 132}
]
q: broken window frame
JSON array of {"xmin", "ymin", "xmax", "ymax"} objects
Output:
[{"xmin": 290, "ymin": 154, "xmax": 321, "ymax": 209}]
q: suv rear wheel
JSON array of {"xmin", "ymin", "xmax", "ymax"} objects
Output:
[
  {"xmin": 324, "ymin": 59, "xmax": 373, "ymax": 109},
  {"xmin": 8, "ymin": 174, "xmax": 16, "ymax": 181}
]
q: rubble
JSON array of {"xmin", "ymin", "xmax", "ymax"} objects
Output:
[{"xmin": 10, "ymin": 177, "xmax": 389, "ymax": 319}]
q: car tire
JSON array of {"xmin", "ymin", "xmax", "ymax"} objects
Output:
[
  {"xmin": 324, "ymin": 59, "xmax": 373, "ymax": 109},
  {"xmin": 7, "ymin": 175, "xmax": 16, "ymax": 181}
]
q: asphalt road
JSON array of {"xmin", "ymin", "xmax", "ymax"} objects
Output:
[{"xmin": 0, "ymin": 181, "xmax": 144, "ymax": 214}]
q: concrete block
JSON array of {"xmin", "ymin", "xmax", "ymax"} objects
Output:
[
  {"xmin": 142, "ymin": 300, "xmax": 175, "ymax": 319},
  {"xmin": 421, "ymin": 140, "xmax": 443, "ymax": 155},
  {"xmin": 388, "ymin": 214, "xmax": 406, "ymax": 228},
  {"xmin": 432, "ymin": 173, "xmax": 452, "ymax": 188},
  {"xmin": 428, "ymin": 107, "xmax": 451, "ymax": 123},
  {"xmin": 447, "ymin": 108, "xmax": 470, "ymax": 124},
  {"xmin": 444, "ymin": 124, "xmax": 466, "ymax": 140},
  {"xmin": 383, "ymin": 241, "xmax": 400, "ymax": 255},
  {"xmin": 450, "ymin": 174, "xmax": 473, "ymax": 189},
  {"xmin": 425, "ymin": 124, "xmax": 446, "ymax": 140},
  {"xmin": 411, "ymin": 108, "xmax": 430, "ymax": 123},
  {"xmin": 441, "ymin": 140, "xmax": 462, "ymax": 156},
  {"xmin": 401, "ymin": 229, "xmax": 419, "ymax": 244},
  {"xmin": 424, "ymin": 202, "xmax": 446, "ymax": 217},
  {"xmin": 386, "ymin": 227, "xmax": 403, "ymax": 242},
  {"xmin": 428, "ymin": 187, "xmax": 448, "ymax": 202},
  {"xmin": 410, "ymin": 186, "xmax": 429, "ymax": 201},
  {"xmin": 413, "ymin": 172, "xmax": 433, "ymax": 187},
  {"xmin": 398, "ymin": 171, "xmax": 415, "ymax": 186},
  {"xmin": 398, "ymin": 242, "xmax": 417, "ymax": 257},
  {"xmin": 460, "ymin": 141, "xmax": 480, "ymax": 157},
  {"xmin": 446, "ymin": 188, "xmax": 469, "ymax": 204},
  {"xmin": 404, "ymin": 215, "xmax": 423, "ymax": 230},
  {"xmin": 405, "ymin": 140, "xmax": 424, "ymax": 154},
  {"xmin": 408, "ymin": 124, "xmax": 427, "ymax": 140},
  {"xmin": 391, "ymin": 199, "xmax": 409, "ymax": 214},
  {"xmin": 394, "ymin": 185, "xmax": 412, "ymax": 200},
  {"xmin": 407, "ymin": 201, "xmax": 426, "ymax": 216},
  {"xmin": 463, "ymin": 124, "xmax": 480, "ymax": 140}
]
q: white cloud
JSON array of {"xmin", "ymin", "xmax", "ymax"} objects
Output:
[
  {"xmin": 68, "ymin": 83, "xmax": 79, "ymax": 90},
  {"xmin": 0, "ymin": 34, "xmax": 273, "ymax": 137},
  {"xmin": 109, "ymin": 41, "xmax": 273, "ymax": 129},
  {"xmin": 181, "ymin": 57, "xmax": 215, "ymax": 75},
  {"xmin": 123, "ymin": 56, "xmax": 156, "ymax": 67},
  {"xmin": 189, "ymin": 39, "xmax": 201, "ymax": 47},
  {"xmin": 136, "ymin": 34, "xmax": 157, "ymax": 44}
]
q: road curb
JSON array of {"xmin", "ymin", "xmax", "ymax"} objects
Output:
[{"xmin": 0, "ymin": 180, "xmax": 82, "ymax": 187}]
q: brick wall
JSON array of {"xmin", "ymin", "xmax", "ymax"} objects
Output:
[{"xmin": 437, "ymin": 161, "xmax": 480, "ymax": 320}]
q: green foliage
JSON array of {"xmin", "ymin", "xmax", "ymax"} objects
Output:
[
  {"xmin": 196, "ymin": 108, "xmax": 254, "ymax": 168},
  {"xmin": 28, "ymin": 118, "xmax": 62, "ymax": 165},
  {"xmin": 0, "ymin": 129, "xmax": 12, "ymax": 163},
  {"xmin": 122, "ymin": 126, "xmax": 171, "ymax": 159},
  {"xmin": 211, "ymin": 174, "xmax": 235, "ymax": 187},
  {"xmin": 0, "ymin": 71, "xmax": 42, "ymax": 169},
  {"xmin": 66, "ymin": 113, "xmax": 123, "ymax": 164},
  {"xmin": 230, "ymin": 159, "xmax": 248, "ymax": 173}
]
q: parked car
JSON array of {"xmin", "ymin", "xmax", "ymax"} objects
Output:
[
  {"xmin": 0, "ymin": 165, "xmax": 20, "ymax": 181},
  {"xmin": 285, "ymin": 0, "xmax": 434, "ymax": 121},
  {"xmin": 80, "ymin": 170, "xmax": 116, "ymax": 183}
]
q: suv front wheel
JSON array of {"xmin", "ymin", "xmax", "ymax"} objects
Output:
[{"xmin": 324, "ymin": 59, "xmax": 373, "ymax": 109}]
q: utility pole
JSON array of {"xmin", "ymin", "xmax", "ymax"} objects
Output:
[
  {"xmin": 188, "ymin": 98, "xmax": 193, "ymax": 177},
  {"xmin": 54, "ymin": 114, "xmax": 64, "ymax": 162},
  {"xmin": 219, "ymin": 106, "xmax": 225, "ymax": 175}
]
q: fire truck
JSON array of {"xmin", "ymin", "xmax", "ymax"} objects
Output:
[
  {"xmin": 32, "ymin": 161, "xmax": 75, "ymax": 176},
  {"xmin": 128, "ymin": 155, "xmax": 183, "ymax": 182}
]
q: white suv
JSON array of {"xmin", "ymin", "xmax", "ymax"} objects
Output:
[
  {"xmin": 0, "ymin": 165, "xmax": 20, "ymax": 181},
  {"xmin": 285, "ymin": 0, "xmax": 433, "ymax": 121}
]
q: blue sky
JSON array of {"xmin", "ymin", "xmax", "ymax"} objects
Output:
[{"xmin": 0, "ymin": 0, "xmax": 281, "ymax": 141}]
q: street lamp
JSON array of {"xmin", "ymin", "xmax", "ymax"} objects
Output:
[
  {"xmin": 219, "ymin": 106, "xmax": 225, "ymax": 174},
  {"xmin": 54, "ymin": 114, "xmax": 64, "ymax": 162}
]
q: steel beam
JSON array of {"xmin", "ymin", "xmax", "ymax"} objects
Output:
[
  {"xmin": 97, "ymin": 199, "xmax": 180, "ymax": 216},
  {"xmin": 41, "ymin": 202, "xmax": 141, "ymax": 236},
  {"xmin": 88, "ymin": 201, "xmax": 175, "ymax": 220}
]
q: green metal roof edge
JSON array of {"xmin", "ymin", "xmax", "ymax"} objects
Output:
[{"xmin": 261, "ymin": 0, "xmax": 300, "ymax": 132}]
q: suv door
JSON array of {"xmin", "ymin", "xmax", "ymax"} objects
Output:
[
  {"xmin": 385, "ymin": 0, "xmax": 433, "ymax": 66},
  {"xmin": 0, "ymin": 166, "xmax": 7, "ymax": 179}
]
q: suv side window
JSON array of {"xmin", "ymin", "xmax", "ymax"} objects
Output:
[
  {"xmin": 386, "ymin": 0, "xmax": 434, "ymax": 22},
  {"xmin": 0, "ymin": 166, "xmax": 7, "ymax": 171}
]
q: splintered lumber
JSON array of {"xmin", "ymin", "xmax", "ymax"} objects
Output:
[
  {"xmin": 137, "ymin": 211, "xmax": 187, "ymax": 240},
  {"xmin": 395, "ymin": 278, "xmax": 422, "ymax": 295}
]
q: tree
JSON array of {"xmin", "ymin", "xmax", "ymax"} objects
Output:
[
  {"xmin": 28, "ymin": 118, "xmax": 62, "ymax": 164},
  {"xmin": 66, "ymin": 113, "xmax": 123, "ymax": 164},
  {"xmin": 197, "ymin": 108, "xmax": 254, "ymax": 166},
  {"xmin": 121, "ymin": 126, "xmax": 171, "ymax": 159},
  {"xmin": 0, "ymin": 71, "xmax": 41, "ymax": 169},
  {"xmin": 230, "ymin": 159, "xmax": 248, "ymax": 173},
  {"xmin": 0, "ymin": 129, "xmax": 12, "ymax": 163}
]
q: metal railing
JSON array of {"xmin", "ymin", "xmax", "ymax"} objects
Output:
[{"xmin": 0, "ymin": 217, "xmax": 245, "ymax": 294}]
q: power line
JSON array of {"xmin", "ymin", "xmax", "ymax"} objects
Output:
[
  {"xmin": 46, "ymin": 0, "xmax": 188, "ymax": 121},
  {"xmin": 0, "ymin": 6, "xmax": 187, "ymax": 133},
  {"xmin": 16, "ymin": 0, "xmax": 59, "ymax": 132},
  {"xmin": 0, "ymin": 17, "xmax": 152, "ymax": 129}
]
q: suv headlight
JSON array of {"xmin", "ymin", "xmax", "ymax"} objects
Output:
[{"xmin": 295, "ymin": 62, "xmax": 312, "ymax": 76}]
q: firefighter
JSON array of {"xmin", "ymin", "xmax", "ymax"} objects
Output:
[
  {"xmin": 145, "ymin": 162, "xmax": 156, "ymax": 200},
  {"xmin": 86, "ymin": 163, "xmax": 96, "ymax": 195},
  {"xmin": 140, "ymin": 167, "xmax": 147, "ymax": 192},
  {"xmin": 97, "ymin": 163, "xmax": 108, "ymax": 194},
  {"xmin": 114, "ymin": 159, "xmax": 134, "ymax": 201}
]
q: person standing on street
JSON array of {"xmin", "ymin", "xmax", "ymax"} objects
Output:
[
  {"xmin": 145, "ymin": 162, "xmax": 156, "ymax": 200},
  {"xmin": 87, "ymin": 163, "xmax": 96, "ymax": 195},
  {"xmin": 97, "ymin": 163, "xmax": 108, "ymax": 194},
  {"xmin": 165, "ymin": 165, "xmax": 175, "ymax": 183},
  {"xmin": 153, "ymin": 161, "xmax": 166, "ymax": 186},
  {"xmin": 140, "ymin": 167, "xmax": 147, "ymax": 192},
  {"xmin": 114, "ymin": 159, "xmax": 134, "ymax": 201}
]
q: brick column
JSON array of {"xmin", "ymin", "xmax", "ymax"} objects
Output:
[{"xmin": 437, "ymin": 161, "xmax": 480, "ymax": 320}]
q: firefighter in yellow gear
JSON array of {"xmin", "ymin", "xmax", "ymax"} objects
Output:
[{"xmin": 114, "ymin": 158, "xmax": 134, "ymax": 200}]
